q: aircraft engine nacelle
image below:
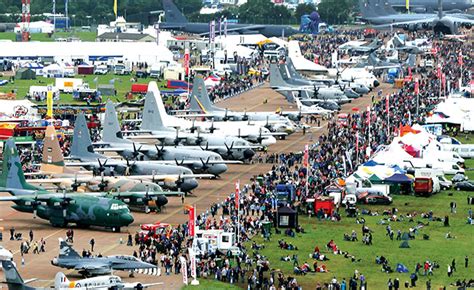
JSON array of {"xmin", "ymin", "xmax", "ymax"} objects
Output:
[
  {"xmin": 412, "ymin": 7, "xmax": 427, "ymax": 13},
  {"xmin": 421, "ymin": 23, "xmax": 430, "ymax": 29},
  {"xmin": 403, "ymin": 24, "xmax": 419, "ymax": 32},
  {"xmin": 463, "ymin": 23, "xmax": 472, "ymax": 29}
]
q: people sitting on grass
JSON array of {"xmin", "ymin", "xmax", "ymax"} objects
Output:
[
  {"xmin": 285, "ymin": 228, "xmax": 295, "ymax": 237},
  {"xmin": 278, "ymin": 239, "xmax": 298, "ymax": 250}
]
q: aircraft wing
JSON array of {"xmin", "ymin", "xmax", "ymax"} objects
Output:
[
  {"xmin": 443, "ymin": 15, "xmax": 474, "ymax": 25},
  {"xmin": 73, "ymin": 263, "xmax": 110, "ymax": 271},
  {"xmin": 124, "ymin": 282, "xmax": 164, "ymax": 288},
  {"xmin": 374, "ymin": 17, "xmax": 437, "ymax": 29},
  {"xmin": 198, "ymin": 24, "xmax": 265, "ymax": 36},
  {"xmin": 151, "ymin": 160, "xmax": 243, "ymax": 165},
  {"xmin": 120, "ymin": 173, "xmax": 214, "ymax": 180}
]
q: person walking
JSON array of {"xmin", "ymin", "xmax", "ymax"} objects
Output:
[
  {"xmin": 465, "ymin": 256, "xmax": 469, "ymax": 268},
  {"xmin": 90, "ymin": 238, "xmax": 95, "ymax": 252},
  {"xmin": 387, "ymin": 278, "xmax": 393, "ymax": 290}
]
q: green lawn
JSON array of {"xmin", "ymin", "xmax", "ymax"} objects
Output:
[
  {"xmin": 183, "ymin": 279, "xmax": 240, "ymax": 290},
  {"xmin": 0, "ymin": 31, "xmax": 97, "ymax": 42},
  {"xmin": 191, "ymin": 150, "xmax": 474, "ymax": 289},
  {"xmin": 0, "ymin": 74, "xmax": 167, "ymax": 105}
]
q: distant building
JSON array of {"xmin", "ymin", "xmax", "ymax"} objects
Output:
[{"xmin": 96, "ymin": 32, "xmax": 156, "ymax": 42}]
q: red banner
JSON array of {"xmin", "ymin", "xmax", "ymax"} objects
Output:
[
  {"xmin": 458, "ymin": 52, "xmax": 463, "ymax": 66},
  {"xmin": 187, "ymin": 205, "xmax": 195, "ymax": 236},
  {"xmin": 414, "ymin": 79, "xmax": 419, "ymax": 95},
  {"xmin": 235, "ymin": 180, "xmax": 240, "ymax": 209},
  {"xmin": 184, "ymin": 49, "xmax": 190, "ymax": 76},
  {"xmin": 385, "ymin": 96, "xmax": 389, "ymax": 114},
  {"xmin": 303, "ymin": 144, "xmax": 309, "ymax": 167}
]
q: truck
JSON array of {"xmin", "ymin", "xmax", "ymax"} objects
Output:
[
  {"xmin": 55, "ymin": 78, "xmax": 84, "ymax": 93},
  {"xmin": 94, "ymin": 64, "xmax": 108, "ymax": 75},
  {"xmin": 193, "ymin": 230, "xmax": 240, "ymax": 256},
  {"xmin": 414, "ymin": 177, "xmax": 434, "ymax": 196},
  {"xmin": 113, "ymin": 63, "xmax": 131, "ymax": 75}
]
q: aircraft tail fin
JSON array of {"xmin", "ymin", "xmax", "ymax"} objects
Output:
[
  {"xmin": 368, "ymin": 53, "xmax": 379, "ymax": 66},
  {"xmin": 189, "ymin": 78, "xmax": 221, "ymax": 114},
  {"xmin": 438, "ymin": 0, "xmax": 444, "ymax": 18},
  {"xmin": 406, "ymin": 54, "xmax": 416, "ymax": 68},
  {"xmin": 70, "ymin": 113, "xmax": 104, "ymax": 160},
  {"xmin": 359, "ymin": 0, "xmax": 378, "ymax": 19},
  {"xmin": 54, "ymin": 272, "xmax": 70, "ymax": 289},
  {"xmin": 103, "ymin": 100, "xmax": 132, "ymax": 144},
  {"xmin": 142, "ymin": 81, "xmax": 172, "ymax": 130},
  {"xmin": 141, "ymin": 85, "xmax": 171, "ymax": 132},
  {"xmin": 58, "ymin": 239, "xmax": 82, "ymax": 259},
  {"xmin": 41, "ymin": 125, "xmax": 68, "ymax": 174},
  {"xmin": 2, "ymin": 260, "xmax": 25, "ymax": 286},
  {"xmin": 0, "ymin": 138, "xmax": 40, "ymax": 192},
  {"xmin": 163, "ymin": 0, "xmax": 188, "ymax": 23},
  {"xmin": 270, "ymin": 64, "xmax": 290, "ymax": 88}
]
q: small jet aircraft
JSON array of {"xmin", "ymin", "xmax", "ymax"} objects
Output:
[{"xmin": 51, "ymin": 239, "xmax": 157, "ymax": 277}]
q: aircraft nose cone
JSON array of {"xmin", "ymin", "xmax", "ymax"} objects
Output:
[
  {"xmin": 156, "ymin": 196, "xmax": 168, "ymax": 207},
  {"xmin": 209, "ymin": 164, "xmax": 228, "ymax": 175},
  {"xmin": 120, "ymin": 213, "xmax": 134, "ymax": 226},
  {"xmin": 181, "ymin": 178, "xmax": 199, "ymax": 192},
  {"xmin": 244, "ymin": 148, "xmax": 255, "ymax": 160},
  {"xmin": 373, "ymin": 80, "xmax": 380, "ymax": 87}
]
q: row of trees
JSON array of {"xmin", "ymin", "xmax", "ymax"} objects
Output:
[{"xmin": 0, "ymin": 0, "xmax": 358, "ymax": 26}]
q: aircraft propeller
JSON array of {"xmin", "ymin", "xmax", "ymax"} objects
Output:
[
  {"xmin": 154, "ymin": 144, "xmax": 166, "ymax": 160},
  {"xmin": 199, "ymin": 156, "xmax": 211, "ymax": 171},
  {"xmin": 131, "ymin": 143, "xmax": 143, "ymax": 160},
  {"xmin": 189, "ymin": 119, "xmax": 198, "ymax": 134},
  {"xmin": 224, "ymin": 141, "xmax": 236, "ymax": 159},
  {"xmin": 97, "ymin": 158, "xmax": 108, "ymax": 175}
]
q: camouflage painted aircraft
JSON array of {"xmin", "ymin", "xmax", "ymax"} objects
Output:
[
  {"xmin": 0, "ymin": 139, "xmax": 134, "ymax": 232},
  {"xmin": 51, "ymin": 239, "xmax": 156, "ymax": 277},
  {"xmin": 66, "ymin": 113, "xmax": 203, "ymax": 192},
  {"xmin": 27, "ymin": 125, "xmax": 185, "ymax": 213}
]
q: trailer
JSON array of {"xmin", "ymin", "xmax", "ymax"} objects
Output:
[{"xmin": 55, "ymin": 78, "xmax": 84, "ymax": 93}]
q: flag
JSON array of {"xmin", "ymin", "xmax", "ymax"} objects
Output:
[
  {"xmin": 113, "ymin": 0, "xmax": 117, "ymax": 18},
  {"xmin": 442, "ymin": 73, "xmax": 446, "ymax": 89},
  {"xmin": 406, "ymin": 0, "xmax": 410, "ymax": 10},
  {"xmin": 408, "ymin": 67, "xmax": 412, "ymax": 80},
  {"xmin": 235, "ymin": 180, "xmax": 240, "ymax": 209},
  {"xmin": 184, "ymin": 49, "xmax": 190, "ymax": 76},
  {"xmin": 414, "ymin": 78, "xmax": 419, "ymax": 94},
  {"xmin": 303, "ymin": 144, "xmax": 309, "ymax": 167},
  {"xmin": 224, "ymin": 18, "xmax": 227, "ymax": 37},
  {"xmin": 180, "ymin": 256, "xmax": 188, "ymax": 285},
  {"xmin": 46, "ymin": 89, "xmax": 53, "ymax": 118},
  {"xmin": 355, "ymin": 132, "xmax": 359, "ymax": 152},
  {"xmin": 314, "ymin": 55, "xmax": 319, "ymax": 64},
  {"xmin": 437, "ymin": 65, "xmax": 441, "ymax": 79},
  {"xmin": 185, "ymin": 205, "xmax": 195, "ymax": 237},
  {"xmin": 385, "ymin": 96, "xmax": 389, "ymax": 114},
  {"xmin": 458, "ymin": 51, "xmax": 463, "ymax": 66}
]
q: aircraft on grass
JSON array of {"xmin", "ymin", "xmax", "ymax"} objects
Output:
[
  {"xmin": 124, "ymin": 89, "xmax": 258, "ymax": 161},
  {"xmin": 67, "ymin": 113, "xmax": 202, "ymax": 193},
  {"xmin": 1, "ymin": 260, "xmax": 161, "ymax": 290},
  {"xmin": 51, "ymin": 239, "xmax": 157, "ymax": 277},
  {"xmin": 0, "ymin": 139, "xmax": 134, "ymax": 232}
]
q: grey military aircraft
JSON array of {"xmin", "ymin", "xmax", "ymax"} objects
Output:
[
  {"xmin": 187, "ymin": 77, "xmax": 303, "ymax": 122},
  {"xmin": 124, "ymin": 89, "xmax": 258, "ymax": 161},
  {"xmin": 95, "ymin": 100, "xmax": 237, "ymax": 176},
  {"xmin": 67, "ymin": 113, "xmax": 200, "ymax": 192},
  {"xmin": 387, "ymin": 0, "xmax": 473, "ymax": 13},
  {"xmin": 270, "ymin": 64, "xmax": 351, "ymax": 104},
  {"xmin": 0, "ymin": 139, "xmax": 134, "ymax": 232},
  {"xmin": 51, "ymin": 239, "xmax": 156, "ymax": 277},
  {"xmin": 2, "ymin": 260, "xmax": 40, "ymax": 290},
  {"xmin": 360, "ymin": 0, "xmax": 474, "ymax": 34},
  {"xmin": 160, "ymin": 0, "xmax": 299, "ymax": 38}
]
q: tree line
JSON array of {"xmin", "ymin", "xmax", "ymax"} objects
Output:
[{"xmin": 0, "ymin": 0, "xmax": 357, "ymax": 27}]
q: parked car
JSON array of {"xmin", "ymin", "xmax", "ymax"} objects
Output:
[
  {"xmin": 135, "ymin": 70, "xmax": 148, "ymax": 78},
  {"xmin": 364, "ymin": 195, "xmax": 393, "ymax": 205},
  {"xmin": 452, "ymin": 173, "xmax": 467, "ymax": 183},
  {"xmin": 454, "ymin": 181, "xmax": 474, "ymax": 191}
]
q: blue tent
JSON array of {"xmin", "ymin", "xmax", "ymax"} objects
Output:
[
  {"xmin": 385, "ymin": 173, "xmax": 413, "ymax": 184},
  {"xmin": 396, "ymin": 263, "xmax": 409, "ymax": 273},
  {"xmin": 363, "ymin": 160, "xmax": 379, "ymax": 167},
  {"xmin": 390, "ymin": 165, "xmax": 406, "ymax": 174}
]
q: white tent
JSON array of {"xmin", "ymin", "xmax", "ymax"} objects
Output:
[
  {"xmin": 0, "ymin": 42, "xmax": 174, "ymax": 64},
  {"xmin": 0, "ymin": 100, "xmax": 38, "ymax": 121}
]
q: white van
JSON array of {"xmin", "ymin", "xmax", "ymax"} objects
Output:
[{"xmin": 450, "ymin": 145, "xmax": 474, "ymax": 159}]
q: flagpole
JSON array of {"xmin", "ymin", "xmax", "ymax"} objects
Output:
[{"xmin": 190, "ymin": 203, "xmax": 199, "ymax": 285}]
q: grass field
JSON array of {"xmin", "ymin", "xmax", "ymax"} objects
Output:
[
  {"xmin": 0, "ymin": 74, "xmax": 168, "ymax": 105},
  {"xmin": 0, "ymin": 31, "xmax": 97, "ymax": 42},
  {"xmin": 194, "ymin": 159, "xmax": 474, "ymax": 289}
]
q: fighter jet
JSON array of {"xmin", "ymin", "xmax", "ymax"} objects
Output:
[
  {"xmin": 0, "ymin": 139, "xmax": 134, "ymax": 232},
  {"xmin": 66, "ymin": 113, "xmax": 200, "ymax": 192},
  {"xmin": 1, "ymin": 260, "xmax": 161, "ymax": 290},
  {"xmin": 94, "ymin": 100, "xmax": 238, "ymax": 176},
  {"xmin": 122, "ymin": 89, "xmax": 258, "ymax": 161},
  {"xmin": 160, "ymin": 0, "xmax": 299, "ymax": 38},
  {"xmin": 51, "ymin": 239, "xmax": 157, "ymax": 277}
]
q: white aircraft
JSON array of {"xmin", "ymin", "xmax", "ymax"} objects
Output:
[
  {"xmin": 147, "ymin": 81, "xmax": 280, "ymax": 145},
  {"xmin": 293, "ymin": 98, "xmax": 333, "ymax": 117},
  {"xmin": 54, "ymin": 272, "xmax": 162, "ymax": 289}
]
